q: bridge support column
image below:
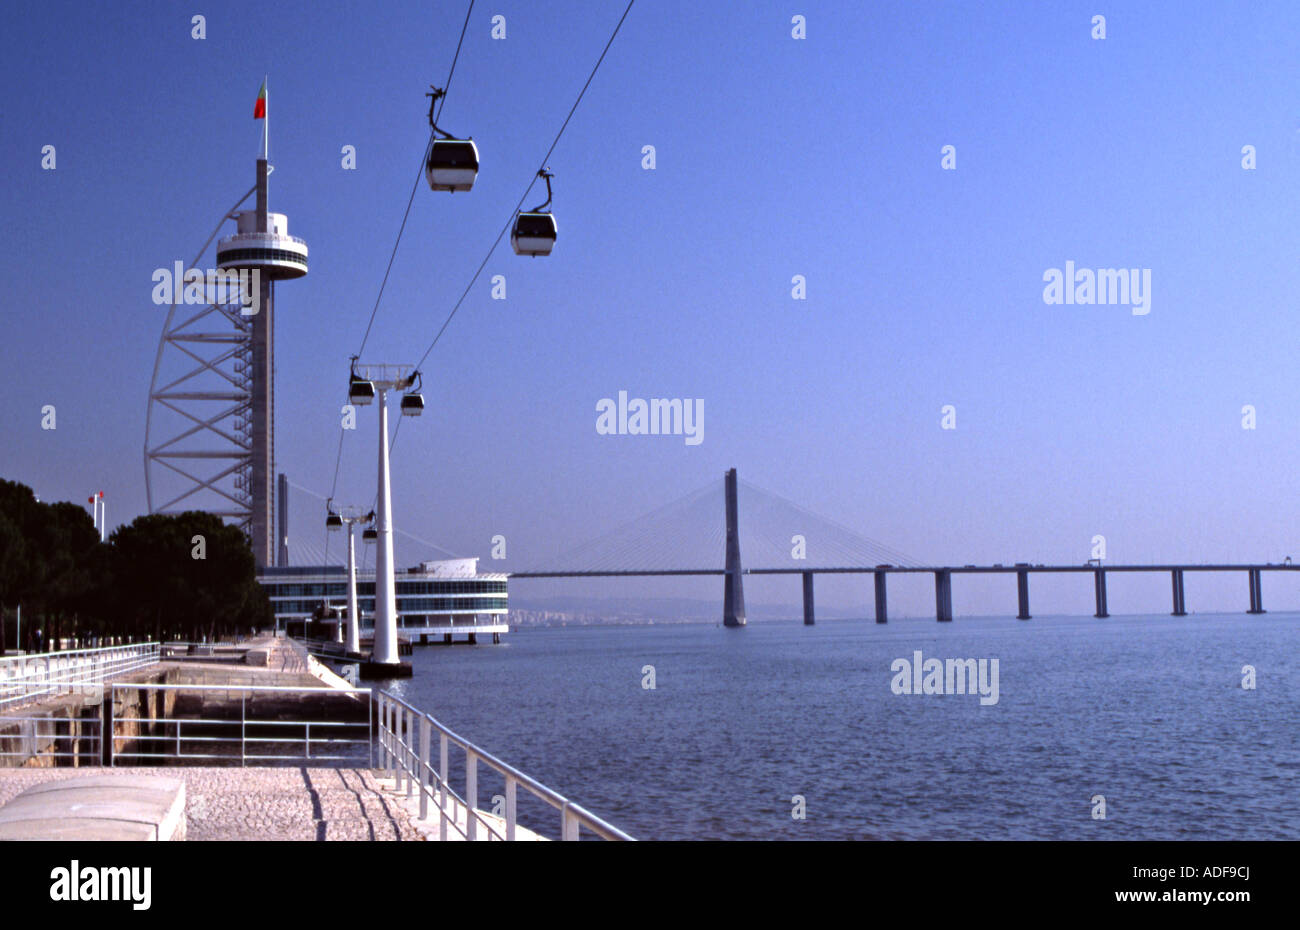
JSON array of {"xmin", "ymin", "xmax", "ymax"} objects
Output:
[
  {"xmin": 802, "ymin": 572, "xmax": 815, "ymax": 626},
  {"xmin": 1094, "ymin": 569, "xmax": 1109, "ymax": 618},
  {"xmin": 873, "ymin": 570, "xmax": 888, "ymax": 624},
  {"xmin": 1016, "ymin": 567, "xmax": 1031, "ymax": 620},
  {"xmin": 935, "ymin": 569, "xmax": 953, "ymax": 622},
  {"xmin": 1171, "ymin": 570, "xmax": 1186, "ymax": 616},
  {"xmin": 723, "ymin": 468, "xmax": 747, "ymax": 628},
  {"xmin": 1247, "ymin": 569, "xmax": 1265, "ymax": 614}
]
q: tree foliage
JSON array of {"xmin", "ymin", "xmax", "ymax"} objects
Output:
[{"xmin": 0, "ymin": 478, "xmax": 271, "ymax": 650}]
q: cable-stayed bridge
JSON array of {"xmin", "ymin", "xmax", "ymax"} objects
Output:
[
  {"xmin": 508, "ymin": 469, "xmax": 1298, "ymax": 624},
  {"xmin": 283, "ymin": 469, "xmax": 1299, "ymax": 624}
]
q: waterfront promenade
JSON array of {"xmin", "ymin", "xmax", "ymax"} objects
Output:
[
  {"xmin": 0, "ymin": 766, "xmax": 421, "ymax": 840},
  {"xmin": 0, "ymin": 634, "xmax": 621, "ymax": 840},
  {"xmin": 1, "ymin": 635, "xmax": 427, "ymax": 840}
]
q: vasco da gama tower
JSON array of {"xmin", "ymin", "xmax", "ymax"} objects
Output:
[{"xmin": 145, "ymin": 82, "xmax": 308, "ymax": 566}]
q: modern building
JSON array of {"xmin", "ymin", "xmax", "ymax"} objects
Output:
[{"xmin": 258, "ymin": 558, "xmax": 508, "ymax": 645}]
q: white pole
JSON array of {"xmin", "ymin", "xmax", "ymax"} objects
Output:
[
  {"xmin": 15, "ymin": 604, "xmax": 20, "ymax": 654},
  {"xmin": 262, "ymin": 75, "xmax": 269, "ymax": 162},
  {"xmin": 346, "ymin": 524, "xmax": 361, "ymax": 654},
  {"xmin": 99, "ymin": 497, "xmax": 106, "ymax": 543},
  {"xmin": 373, "ymin": 388, "xmax": 399, "ymax": 665}
]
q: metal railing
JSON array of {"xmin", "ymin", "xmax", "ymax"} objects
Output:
[
  {"xmin": 110, "ymin": 682, "xmax": 372, "ymax": 766},
  {"xmin": 295, "ymin": 637, "xmax": 355, "ymax": 658},
  {"xmin": 0, "ymin": 643, "xmax": 160, "ymax": 709},
  {"xmin": 0, "ymin": 713, "xmax": 101, "ymax": 766},
  {"xmin": 157, "ymin": 641, "xmax": 243, "ymax": 659},
  {"xmin": 376, "ymin": 690, "xmax": 633, "ymax": 842}
]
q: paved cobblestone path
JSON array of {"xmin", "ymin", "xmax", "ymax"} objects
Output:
[{"xmin": 0, "ymin": 767, "xmax": 422, "ymax": 840}]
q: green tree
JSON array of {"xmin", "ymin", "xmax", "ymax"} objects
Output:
[{"xmin": 109, "ymin": 511, "xmax": 271, "ymax": 641}]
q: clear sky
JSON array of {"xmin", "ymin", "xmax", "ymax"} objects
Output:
[{"xmin": 5, "ymin": 0, "xmax": 1300, "ymax": 617}]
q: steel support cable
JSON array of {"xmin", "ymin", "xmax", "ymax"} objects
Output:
[
  {"xmin": 323, "ymin": 0, "xmax": 475, "ymax": 566},
  {"xmin": 409, "ymin": 0, "xmax": 637, "ymax": 374},
  {"xmin": 345, "ymin": 1, "xmax": 635, "ymax": 565},
  {"xmin": 739, "ymin": 479, "xmax": 924, "ymax": 567}
]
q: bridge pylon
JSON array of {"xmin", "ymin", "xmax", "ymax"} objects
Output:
[{"xmin": 723, "ymin": 468, "xmax": 746, "ymax": 627}]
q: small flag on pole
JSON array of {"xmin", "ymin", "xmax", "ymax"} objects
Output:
[{"xmin": 254, "ymin": 80, "xmax": 267, "ymax": 119}]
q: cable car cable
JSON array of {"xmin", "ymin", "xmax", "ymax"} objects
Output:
[
  {"xmin": 336, "ymin": 0, "xmax": 634, "ymax": 555},
  {"xmin": 355, "ymin": 0, "xmax": 475, "ymax": 358},
  {"xmin": 324, "ymin": 0, "xmax": 474, "ymax": 567},
  {"xmin": 409, "ymin": 0, "xmax": 636, "ymax": 374}
]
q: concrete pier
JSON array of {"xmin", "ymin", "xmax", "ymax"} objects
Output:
[
  {"xmin": 1093, "ymin": 569, "xmax": 1109, "ymax": 618},
  {"xmin": 1016, "ymin": 565, "xmax": 1031, "ymax": 620},
  {"xmin": 873, "ymin": 570, "xmax": 888, "ymax": 624},
  {"xmin": 1171, "ymin": 569, "xmax": 1187, "ymax": 616},
  {"xmin": 802, "ymin": 572, "xmax": 815, "ymax": 626},
  {"xmin": 1248, "ymin": 569, "xmax": 1265, "ymax": 614},
  {"xmin": 934, "ymin": 569, "xmax": 953, "ymax": 622}
]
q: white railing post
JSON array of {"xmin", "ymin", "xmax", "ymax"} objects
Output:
[
  {"xmin": 397, "ymin": 706, "xmax": 408, "ymax": 794},
  {"xmin": 562, "ymin": 804, "xmax": 580, "ymax": 841},
  {"xmin": 466, "ymin": 750, "xmax": 478, "ymax": 841},
  {"xmin": 418, "ymin": 716, "xmax": 430, "ymax": 821},
  {"xmin": 405, "ymin": 709, "xmax": 415, "ymax": 799},
  {"xmin": 506, "ymin": 776, "xmax": 517, "ymax": 842},
  {"xmin": 108, "ymin": 685, "xmax": 116, "ymax": 767},
  {"xmin": 439, "ymin": 732, "xmax": 449, "ymax": 842},
  {"xmin": 240, "ymin": 692, "xmax": 247, "ymax": 767},
  {"xmin": 388, "ymin": 700, "xmax": 398, "ymax": 781},
  {"xmin": 377, "ymin": 694, "xmax": 388, "ymax": 771}
]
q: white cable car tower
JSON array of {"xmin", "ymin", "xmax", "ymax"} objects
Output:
[
  {"xmin": 348, "ymin": 361, "xmax": 423, "ymax": 676},
  {"xmin": 144, "ymin": 86, "xmax": 308, "ymax": 565},
  {"xmin": 326, "ymin": 501, "xmax": 374, "ymax": 653}
]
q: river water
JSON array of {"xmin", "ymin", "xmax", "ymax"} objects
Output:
[{"xmin": 376, "ymin": 613, "xmax": 1299, "ymax": 840}]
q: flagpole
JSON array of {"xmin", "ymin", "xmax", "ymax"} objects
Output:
[{"xmin": 261, "ymin": 75, "xmax": 269, "ymax": 161}]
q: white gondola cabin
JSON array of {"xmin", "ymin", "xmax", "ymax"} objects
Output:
[
  {"xmin": 348, "ymin": 378, "xmax": 376, "ymax": 406},
  {"xmin": 400, "ymin": 393, "xmax": 425, "ymax": 416},
  {"xmin": 511, "ymin": 212, "xmax": 557, "ymax": 257},
  {"xmin": 426, "ymin": 139, "xmax": 479, "ymax": 193}
]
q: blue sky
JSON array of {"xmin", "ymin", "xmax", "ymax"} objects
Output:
[{"xmin": 5, "ymin": 1, "xmax": 1300, "ymax": 617}]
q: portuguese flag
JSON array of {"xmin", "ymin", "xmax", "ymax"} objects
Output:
[{"xmin": 254, "ymin": 81, "xmax": 266, "ymax": 119}]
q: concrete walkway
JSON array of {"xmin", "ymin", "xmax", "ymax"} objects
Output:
[{"xmin": 0, "ymin": 767, "xmax": 422, "ymax": 841}]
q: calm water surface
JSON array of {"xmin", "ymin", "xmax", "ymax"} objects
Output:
[{"xmin": 377, "ymin": 614, "xmax": 1299, "ymax": 840}]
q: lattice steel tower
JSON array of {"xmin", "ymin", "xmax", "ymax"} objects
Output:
[{"xmin": 144, "ymin": 154, "xmax": 308, "ymax": 566}]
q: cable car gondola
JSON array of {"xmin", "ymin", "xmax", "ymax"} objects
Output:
[
  {"xmin": 326, "ymin": 512, "xmax": 343, "ymax": 530},
  {"xmin": 400, "ymin": 369, "xmax": 424, "ymax": 417},
  {"xmin": 425, "ymin": 86, "xmax": 478, "ymax": 193},
  {"xmin": 362, "ymin": 527, "xmax": 377, "ymax": 544},
  {"xmin": 348, "ymin": 356, "xmax": 375, "ymax": 406},
  {"xmin": 512, "ymin": 169, "xmax": 557, "ymax": 257}
]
